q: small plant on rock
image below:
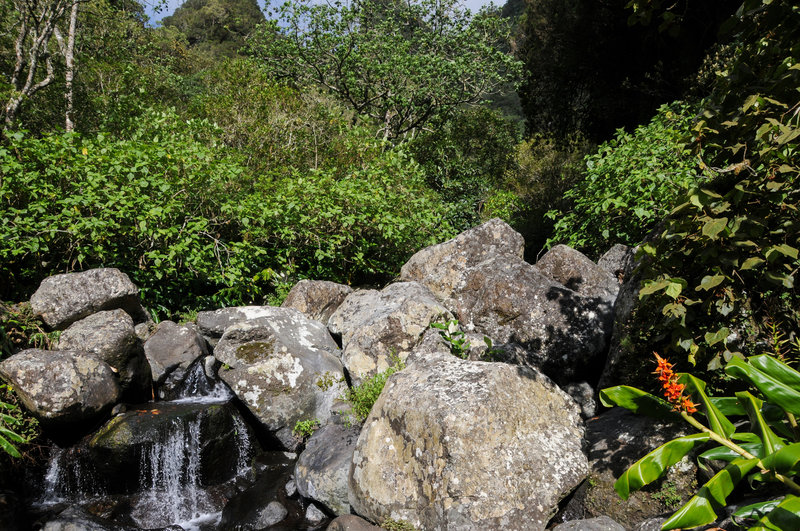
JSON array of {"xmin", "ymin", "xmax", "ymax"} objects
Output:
[
  {"xmin": 431, "ymin": 319, "xmax": 470, "ymax": 359},
  {"xmin": 601, "ymin": 352, "xmax": 800, "ymax": 530},
  {"xmin": 343, "ymin": 354, "xmax": 405, "ymax": 424},
  {"xmin": 292, "ymin": 418, "xmax": 321, "ymax": 441}
]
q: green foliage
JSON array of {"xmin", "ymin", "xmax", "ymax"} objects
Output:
[
  {"xmin": 163, "ymin": 0, "xmax": 264, "ymax": 58},
  {"xmin": 252, "ymin": 0, "xmax": 522, "ymax": 139},
  {"xmin": 0, "ymin": 384, "xmax": 40, "ymax": 459},
  {"xmin": 408, "ymin": 106, "xmax": 519, "ymax": 232},
  {"xmin": 344, "ymin": 355, "xmax": 405, "ymax": 424},
  {"xmin": 601, "ymin": 353, "xmax": 800, "ymax": 530},
  {"xmin": 291, "ymin": 418, "xmax": 320, "ymax": 440},
  {"xmin": 238, "ymin": 145, "xmax": 453, "ymax": 286},
  {"xmin": 430, "ymin": 319, "xmax": 471, "ymax": 360},
  {"xmin": 635, "ymin": 0, "xmax": 800, "ymax": 371},
  {"xmin": 548, "ymin": 102, "xmax": 702, "ymax": 258},
  {"xmin": 1, "ymin": 302, "xmax": 59, "ymax": 358},
  {"xmin": 0, "ymin": 117, "xmax": 262, "ymax": 312},
  {"xmin": 190, "ymin": 58, "xmax": 376, "ymax": 178},
  {"xmin": 502, "ymin": 132, "xmax": 593, "ymax": 253}
]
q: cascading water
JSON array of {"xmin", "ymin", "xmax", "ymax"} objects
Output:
[
  {"xmin": 33, "ymin": 368, "xmax": 256, "ymax": 530},
  {"xmin": 130, "ymin": 416, "xmax": 219, "ymax": 529}
]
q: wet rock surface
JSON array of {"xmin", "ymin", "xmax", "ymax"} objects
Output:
[{"xmin": 143, "ymin": 320, "xmax": 209, "ymax": 399}]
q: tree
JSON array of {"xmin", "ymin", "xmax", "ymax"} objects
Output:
[
  {"xmin": 251, "ymin": 0, "xmax": 523, "ymax": 140},
  {"xmin": 2, "ymin": 0, "xmax": 73, "ymax": 129},
  {"xmin": 163, "ymin": 0, "xmax": 264, "ymax": 58}
]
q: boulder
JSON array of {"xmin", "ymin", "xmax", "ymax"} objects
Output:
[
  {"xmin": 563, "ymin": 381, "xmax": 597, "ymax": 419},
  {"xmin": 220, "ymin": 451, "xmax": 313, "ymax": 530},
  {"xmin": 143, "ymin": 320, "xmax": 208, "ymax": 399},
  {"xmin": 213, "ymin": 308, "xmax": 347, "ymax": 450},
  {"xmin": 534, "ymin": 244, "xmax": 619, "ymax": 303},
  {"xmin": 552, "ymin": 515, "xmax": 626, "ymax": 531},
  {"xmin": 29, "ymin": 268, "xmax": 148, "ymax": 330},
  {"xmin": 349, "ymin": 355, "xmax": 588, "ymax": 530},
  {"xmin": 0, "ymin": 349, "xmax": 120, "ymax": 428},
  {"xmin": 560, "ymin": 407, "xmax": 697, "ymax": 528},
  {"xmin": 399, "ymin": 218, "xmax": 525, "ymax": 301},
  {"xmin": 597, "ymin": 244, "xmax": 637, "ymax": 283},
  {"xmin": 451, "ymin": 256, "xmax": 613, "ymax": 383},
  {"xmin": 327, "ymin": 515, "xmax": 382, "ymax": 531},
  {"xmin": 195, "ymin": 305, "xmax": 285, "ymax": 344},
  {"xmin": 328, "ymin": 282, "xmax": 451, "ymax": 385},
  {"xmin": 41, "ymin": 506, "xmax": 138, "ymax": 531},
  {"xmin": 281, "ymin": 280, "xmax": 353, "ymax": 325},
  {"xmin": 295, "ymin": 423, "xmax": 360, "ymax": 515},
  {"xmin": 57, "ymin": 310, "xmax": 152, "ymax": 403}
]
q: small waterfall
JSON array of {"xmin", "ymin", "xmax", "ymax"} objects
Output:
[
  {"xmin": 232, "ymin": 413, "xmax": 253, "ymax": 476},
  {"xmin": 175, "ymin": 359, "xmax": 233, "ymax": 403},
  {"xmin": 130, "ymin": 416, "xmax": 218, "ymax": 529},
  {"xmin": 37, "ymin": 446, "xmax": 103, "ymax": 507}
]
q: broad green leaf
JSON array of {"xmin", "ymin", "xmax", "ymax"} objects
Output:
[
  {"xmin": 726, "ymin": 357, "xmax": 800, "ymax": 416},
  {"xmin": 665, "ymin": 282, "xmax": 682, "ymax": 299},
  {"xmin": 698, "ymin": 442, "xmax": 764, "ymax": 467},
  {"xmin": 748, "ymin": 355, "xmax": 800, "ymax": 390},
  {"xmin": 704, "ymin": 327, "xmax": 730, "ymax": 346},
  {"xmin": 748, "ymin": 495, "xmax": 800, "ymax": 531},
  {"xmin": 732, "ymin": 498, "xmax": 781, "ymax": 525},
  {"xmin": 760, "ymin": 442, "xmax": 800, "ymax": 476},
  {"xmin": 702, "ymin": 217, "xmax": 728, "ymax": 239},
  {"xmin": 679, "ymin": 373, "xmax": 735, "ymax": 438},
  {"xmin": 742, "ymin": 257, "xmax": 766, "ymax": 270},
  {"xmin": 662, "ymin": 458, "xmax": 759, "ymax": 530},
  {"xmin": 736, "ymin": 391, "xmax": 785, "ymax": 456},
  {"xmin": 697, "ymin": 274, "xmax": 725, "ymax": 291},
  {"xmin": 599, "ymin": 386, "xmax": 676, "ymax": 419},
  {"xmin": 614, "ymin": 433, "xmax": 711, "ymax": 499},
  {"xmin": 639, "ymin": 279, "xmax": 670, "ymax": 297},
  {"xmin": 709, "ymin": 396, "xmax": 746, "ymax": 416}
]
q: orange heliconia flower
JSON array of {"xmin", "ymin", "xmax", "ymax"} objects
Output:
[{"xmin": 653, "ymin": 352, "xmax": 697, "ymax": 414}]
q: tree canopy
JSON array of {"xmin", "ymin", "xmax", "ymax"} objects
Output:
[{"xmin": 250, "ymin": 0, "xmax": 523, "ymax": 139}]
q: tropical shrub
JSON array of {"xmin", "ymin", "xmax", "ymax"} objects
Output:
[
  {"xmin": 408, "ymin": 106, "xmax": 519, "ymax": 232},
  {"xmin": 0, "ymin": 117, "xmax": 261, "ymax": 313},
  {"xmin": 547, "ymin": 101, "xmax": 702, "ymax": 258},
  {"xmin": 634, "ymin": 0, "xmax": 800, "ymax": 372},
  {"xmin": 602, "ymin": 351, "xmax": 800, "ymax": 530},
  {"xmin": 240, "ymin": 144, "xmax": 453, "ymax": 287},
  {"xmin": 501, "ymin": 132, "xmax": 593, "ymax": 254}
]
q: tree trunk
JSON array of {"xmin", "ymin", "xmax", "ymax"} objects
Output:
[{"xmin": 54, "ymin": 0, "xmax": 80, "ymax": 131}]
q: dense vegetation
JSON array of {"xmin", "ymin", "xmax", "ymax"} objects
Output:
[{"xmin": 1, "ymin": 0, "xmax": 798, "ymax": 485}]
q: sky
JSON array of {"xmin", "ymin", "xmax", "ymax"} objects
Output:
[{"xmin": 142, "ymin": 0, "xmax": 498, "ymax": 25}]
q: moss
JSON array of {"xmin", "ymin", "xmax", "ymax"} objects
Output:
[{"xmin": 235, "ymin": 340, "xmax": 275, "ymax": 364}]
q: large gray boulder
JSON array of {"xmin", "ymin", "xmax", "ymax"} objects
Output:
[
  {"xmin": 349, "ymin": 355, "xmax": 588, "ymax": 530},
  {"xmin": 400, "ymin": 218, "xmax": 525, "ymax": 301},
  {"xmin": 29, "ymin": 268, "xmax": 148, "ymax": 330},
  {"xmin": 196, "ymin": 305, "xmax": 285, "ymax": 343},
  {"xmin": 0, "ymin": 349, "xmax": 120, "ymax": 428},
  {"xmin": 295, "ymin": 423, "xmax": 360, "ymax": 515},
  {"xmin": 281, "ymin": 280, "xmax": 353, "ymax": 325},
  {"xmin": 451, "ymin": 256, "xmax": 613, "ymax": 383},
  {"xmin": 534, "ymin": 244, "xmax": 619, "ymax": 303},
  {"xmin": 553, "ymin": 516, "xmax": 626, "ymax": 531},
  {"xmin": 213, "ymin": 308, "xmax": 347, "ymax": 450},
  {"xmin": 57, "ymin": 310, "xmax": 152, "ymax": 403},
  {"xmin": 327, "ymin": 515, "xmax": 382, "ymax": 531},
  {"xmin": 143, "ymin": 320, "xmax": 209, "ymax": 399},
  {"xmin": 328, "ymin": 282, "xmax": 451, "ymax": 385}
]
